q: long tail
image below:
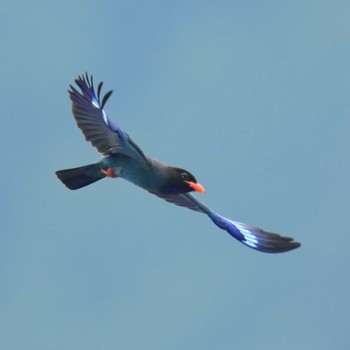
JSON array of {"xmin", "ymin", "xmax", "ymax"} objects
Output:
[{"xmin": 55, "ymin": 163, "xmax": 105, "ymax": 190}]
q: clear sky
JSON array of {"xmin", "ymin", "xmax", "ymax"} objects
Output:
[{"xmin": 1, "ymin": 1, "xmax": 349, "ymax": 349}]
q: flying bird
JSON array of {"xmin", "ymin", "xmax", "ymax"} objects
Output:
[{"xmin": 56, "ymin": 74, "xmax": 301, "ymax": 253}]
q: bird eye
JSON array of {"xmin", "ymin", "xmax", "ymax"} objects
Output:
[{"xmin": 181, "ymin": 172, "xmax": 189, "ymax": 181}]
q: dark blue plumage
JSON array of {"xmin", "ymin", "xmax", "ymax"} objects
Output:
[{"xmin": 56, "ymin": 74, "xmax": 301, "ymax": 253}]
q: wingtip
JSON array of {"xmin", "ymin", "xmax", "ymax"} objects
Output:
[
  {"xmin": 70, "ymin": 73, "xmax": 113, "ymax": 110},
  {"xmin": 244, "ymin": 232, "xmax": 301, "ymax": 254},
  {"xmin": 208, "ymin": 212, "xmax": 301, "ymax": 253},
  {"xmin": 101, "ymin": 89, "xmax": 113, "ymax": 109}
]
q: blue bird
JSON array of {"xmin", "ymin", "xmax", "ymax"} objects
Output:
[{"xmin": 56, "ymin": 74, "xmax": 301, "ymax": 253}]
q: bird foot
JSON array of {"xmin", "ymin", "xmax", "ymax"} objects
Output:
[{"xmin": 101, "ymin": 168, "xmax": 118, "ymax": 178}]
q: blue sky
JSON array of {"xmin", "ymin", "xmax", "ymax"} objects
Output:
[{"xmin": 1, "ymin": 1, "xmax": 349, "ymax": 349}]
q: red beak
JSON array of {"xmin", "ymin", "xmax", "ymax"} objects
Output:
[{"xmin": 186, "ymin": 181, "xmax": 205, "ymax": 194}]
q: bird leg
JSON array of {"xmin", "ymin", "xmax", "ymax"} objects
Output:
[{"xmin": 101, "ymin": 168, "xmax": 118, "ymax": 178}]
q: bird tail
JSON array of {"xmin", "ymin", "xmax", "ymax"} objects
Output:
[{"xmin": 55, "ymin": 163, "xmax": 105, "ymax": 190}]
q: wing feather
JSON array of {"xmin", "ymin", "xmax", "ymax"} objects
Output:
[
  {"xmin": 68, "ymin": 75, "xmax": 128, "ymax": 155},
  {"xmin": 150, "ymin": 192, "xmax": 207, "ymax": 213},
  {"xmin": 152, "ymin": 192, "xmax": 301, "ymax": 253}
]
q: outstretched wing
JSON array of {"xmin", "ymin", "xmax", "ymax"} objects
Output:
[
  {"xmin": 207, "ymin": 211, "xmax": 301, "ymax": 253},
  {"xmin": 69, "ymin": 74, "xmax": 127, "ymax": 155},
  {"xmin": 150, "ymin": 192, "xmax": 207, "ymax": 213},
  {"xmin": 156, "ymin": 193, "xmax": 301, "ymax": 253},
  {"xmin": 69, "ymin": 74, "xmax": 149, "ymax": 165}
]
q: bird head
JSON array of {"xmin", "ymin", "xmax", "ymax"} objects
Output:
[{"xmin": 167, "ymin": 167, "xmax": 205, "ymax": 194}]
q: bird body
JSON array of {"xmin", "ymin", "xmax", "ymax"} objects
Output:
[
  {"xmin": 102, "ymin": 155, "xmax": 184, "ymax": 194},
  {"xmin": 56, "ymin": 74, "xmax": 301, "ymax": 253}
]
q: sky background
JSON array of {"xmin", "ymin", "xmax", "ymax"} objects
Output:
[{"xmin": 1, "ymin": 1, "xmax": 349, "ymax": 349}]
